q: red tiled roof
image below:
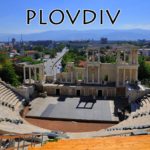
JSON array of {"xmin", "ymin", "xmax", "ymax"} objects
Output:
[
  {"xmin": 26, "ymin": 51, "xmax": 38, "ymax": 55},
  {"xmin": 78, "ymin": 61, "xmax": 87, "ymax": 67},
  {"xmin": 11, "ymin": 49, "xmax": 17, "ymax": 53}
]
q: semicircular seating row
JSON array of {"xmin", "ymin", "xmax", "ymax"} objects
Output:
[
  {"xmin": 98, "ymin": 94, "xmax": 150, "ymax": 136},
  {"xmin": 0, "ymin": 81, "xmax": 48, "ymax": 134},
  {"xmin": 1, "ymin": 80, "xmax": 150, "ymax": 137}
]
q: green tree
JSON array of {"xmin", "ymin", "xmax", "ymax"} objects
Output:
[
  {"xmin": 0, "ymin": 54, "xmax": 20, "ymax": 86},
  {"xmin": 138, "ymin": 56, "xmax": 150, "ymax": 80},
  {"xmin": 100, "ymin": 55, "xmax": 116, "ymax": 63},
  {"xmin": 1, "ymin": 63, "xmax": 20, "ymax": 86},
  {"xmin": 62, "ymin": 49, "xmax": 86, "ymax": 70},
  {"xmin": 49, "ymin": 49, "xmax": 57, "ymax": 58},
  {"xmin": 33, "ymin": 46, "xmax": 44, "ymax": 52},
  {"xmin": 34, "ymin": 53, "xmax": 41, "ymax": 59},
  {"xmin": 20, "ymin": 56, "xmax": 42, "ymax": 64},
  {"xmin": 20, "ymin": 56, "xmax": 33, "ymax": 62}
]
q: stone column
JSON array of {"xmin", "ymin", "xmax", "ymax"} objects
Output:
[
  {"xmin": 117, "ymin": 68, "xmax": 119, "ymax": 87},
  {"xmin": 87, "ymin": 66, "xmax": 88, "ymax": 83},
  {"xmin": 135, "ymin": 69, "xmax": 138, "ymax": 81},
  {"xmin": 34, "ymin": 67, "xmax": 37, "ymax": 82},
  {"xmin": 82, "ymin": 71, "xmax": 84, "ymax": 82},
  {"xmin": 133, "ymin": 50, "xmax": 136, "ymax": 65},
  {"xmin": 84, "ymin": 69, "xmax": 86, "ymax": 84},
  {"xmin": 23, "ymin": 66, "xmax": 26, "ymax": 83},
  {"xmin": 39, "ymin": 67, "xmax": 42, "ymax": 82},
  {"xmin": 66, "ymin": 73, "xmax": 68, "ymax": 83},
  {"xmin": 123, "ymin": 69, "xmax": 125, "ymax": 86},
  {"xmin": 92, "ymin": 51, "xmax": 94, "ymax": 62},
  {"xmin": 98, "ymin": 49, "xmax": 100, "ymax": 62},
  {"xmin": 130, "ymin": 69, "xmax": 132, "ymax": 83},
  {"xmin": 136, "ymin": 51, "xmax": 138, "ymax": 65},
  {"xmin": 129, "ymin": 51, "xmax": 132, "ymax": 64},
  {"xmin": 92, "ymin": 73, "xmax": 94, "ymax": 83},
  {"xmin": 40, "ymin": 65, "xmax": 44, "ymax": 83},
  {"xmin": 98, "ymin": 66, "xmax": 100, "ymax": 84},
  {"xmin": 86, "ymin": 50, "xmax": 89, "ymax": 62},
  {"xmin": 71, "ymin": 72, "xmax": 73, "ymax": 83},
  {"xmin": 76, "ymin": 72, "xmax": 78, "ymax": 82},
  {"xmin": 41, "ymin": 65, "xmax": 44, "ymax": 80},
  {"xmin": 117, "ymin": 51, "xmax": 120, "ymax": 64},
  {"xmin": 29, "ymin": 67, "xmax": 31, "ymax": 84},
  {"xmin": 124, "ymin": 51, "xmax": 126, "ymax": 62}
]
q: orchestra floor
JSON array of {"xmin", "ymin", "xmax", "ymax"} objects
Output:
[{"xmin": 27, "ymin": 96, "xmax": 119, "ymax": 122}]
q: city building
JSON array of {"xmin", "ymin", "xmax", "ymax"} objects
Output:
[
  {"xmin": 139, "ymin": 48, "xmax": 150, "ymax": 56},
  {"xmin": 100, "ymin": 38, "xmax": 108, "ymax": 44}
]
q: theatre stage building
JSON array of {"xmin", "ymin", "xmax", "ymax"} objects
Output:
[{"xmin": 44, "ymin": 49, "xmax": 138, "ymax": 98}]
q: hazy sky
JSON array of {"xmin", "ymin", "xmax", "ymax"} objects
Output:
[{"xmin": 0, "ymin": 0, "xmax": 150, "ymax": 34}]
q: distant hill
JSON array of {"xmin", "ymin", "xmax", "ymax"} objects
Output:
[{"xmin": 0, "ymin": 29, "xmax": 150, "ymax": 41}]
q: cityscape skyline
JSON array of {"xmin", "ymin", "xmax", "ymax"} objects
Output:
[{"xmin": 0, "ymin": 0, "xmax": 150, "ymax": 34}]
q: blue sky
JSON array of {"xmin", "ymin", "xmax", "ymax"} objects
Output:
[{"xmin": 0, "ymin": 0, "xmax": 150, "ymax": 34}]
